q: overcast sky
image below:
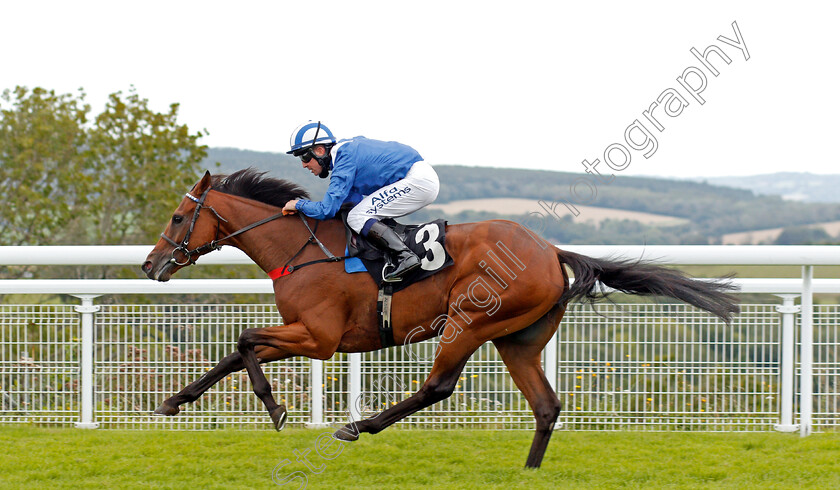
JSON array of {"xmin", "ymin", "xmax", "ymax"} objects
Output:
[{"xmin": 2, "ymin": 1, "xmax": 837, "ymax": 179}]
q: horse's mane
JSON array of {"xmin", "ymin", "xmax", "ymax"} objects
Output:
[{"xmin": 210, "ymin": 168, "xmax": 310, "ymax": 208}]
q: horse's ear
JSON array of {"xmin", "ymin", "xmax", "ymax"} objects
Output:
[{"xmin": 197, "ymin": 170, "xmax": 212, "ymax": 191}]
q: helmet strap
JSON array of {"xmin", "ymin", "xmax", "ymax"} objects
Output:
[
  {"xmin": 310, "ymin": 121, "xmax": 321, "ymax": 146},
  {"xmin": 316, "ymin": 144, "xmax": 333, "ymax": 179}
]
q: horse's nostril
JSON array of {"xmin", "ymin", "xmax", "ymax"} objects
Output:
[{"xmin": 142, "ymin": 261, "xmax": 152, "ymax": 273}]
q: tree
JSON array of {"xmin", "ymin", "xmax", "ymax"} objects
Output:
[
  {"xmin": 774, "ymin": 226, "xmax": 833, "ymax": 245},
  {"xmin": 0, "ymin": 87, "xmax": 90, "ymax": 246},
  {"xmin": 0, "ymin": 86, "xmax": 210, "ymax": 285},
  {"xmin": 0, "ymin": 86, "xmax": 207, "ymax": 248},
  {"xmin": 72, "ymin": 87, "xmax": 208, "ymax": 245}
]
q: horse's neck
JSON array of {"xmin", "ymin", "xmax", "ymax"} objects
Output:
[{"xmin": 218, "ymin": 202, "xmax": 344, "ymax": 273}]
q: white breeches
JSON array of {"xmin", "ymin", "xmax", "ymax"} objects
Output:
[{"xmin": 346, "ymin": 161, "xmax": 440, "ymax": 233}]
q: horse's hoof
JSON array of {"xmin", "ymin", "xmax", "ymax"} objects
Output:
[
  {"xmin": 333, "ymin": 426, "xmax": 359, "ymax": 442},
  {"xmin": 271, "ymin": 406, "xmax": 288, "ymax": 431},
  {"xmin": 153, "ymin": 402, "xmax": 180, "ymax": 416}
]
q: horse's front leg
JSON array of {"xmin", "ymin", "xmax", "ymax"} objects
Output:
[
  {"xmin": 237, "ymin": 322, "xmax": 337, "ymax": 431},
  {"xmin": 154, "ymin": 346, "xmax": 289, "ymax": 416}
]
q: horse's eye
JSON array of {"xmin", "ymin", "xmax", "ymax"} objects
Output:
[{"xmin": 172, "ymin": 215, "xmax": 184, "ymax": 225}]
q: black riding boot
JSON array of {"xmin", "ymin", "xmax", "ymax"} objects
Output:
[{"xmin": 366, "ymin": 221, "xmax": 421, "ymax": 281}]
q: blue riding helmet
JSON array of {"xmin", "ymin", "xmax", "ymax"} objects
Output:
[{"xmin": 287, "ymin": 121, "xmax": 336, "ymax": 154}]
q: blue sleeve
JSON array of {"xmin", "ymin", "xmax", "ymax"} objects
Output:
[
  {"xmin": 344, "ymin": 189, "xmax": 364, "ymax": 205},
  {"xmin": 296, "ymin": 159, "xmax": 356, "ymax": 220}
]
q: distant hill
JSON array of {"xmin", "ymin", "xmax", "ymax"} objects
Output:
[
  {"xmin": 200, "ymin": 148, "xmax": 840, "ymax": 245},
  {"xmin": 722, "ymin": 220, "xmax": 840, "ymax": 245},
  {"xmin": 692, "ymin": 173, "xmax": 840, "ymax": 203},
  {"xmin": 427, "ymin": 198, "xmax": 689, "ymax": 227}
]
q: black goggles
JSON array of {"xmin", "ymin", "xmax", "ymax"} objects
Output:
[
  {"xmin": 296, "ymin": 147, "xmax": 325, "ymax": 163},
  {"xmin": 296, "ymin": 148, "xmax": 315, "ymax": 163}
]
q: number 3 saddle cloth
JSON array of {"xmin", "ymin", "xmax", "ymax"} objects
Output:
[{"xmin": 342, "ymin": 215, "xmax": 454, "ymax": 294}]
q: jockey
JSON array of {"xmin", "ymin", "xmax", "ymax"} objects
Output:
[{"xmin": 282, "ymin": 121, "xmax": 440, "ymax": 281}]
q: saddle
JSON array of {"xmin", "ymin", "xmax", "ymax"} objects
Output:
[{"xmin": 338, "ymin": 208, "xmax": 453, "ymax": 294}]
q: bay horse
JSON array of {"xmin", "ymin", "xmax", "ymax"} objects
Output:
[{"xmin": 142, "ymin": 169, "xmax": 739, "ymax": 469}]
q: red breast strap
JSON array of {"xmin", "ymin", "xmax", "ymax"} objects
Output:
[{"xmin": 268, "ymin": 265, "xmax": 293, "ymax": 280}]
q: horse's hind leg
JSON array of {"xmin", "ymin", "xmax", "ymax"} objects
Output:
[
  {"xmin": 335, "ymin": 334, "xmax": 478, "ymax": 440},
  {"xmin": 492, "ymin": 304, "xmax": 564, "ymax": 469},
  {"xmin": 334, "ymin": 308, "xmax": 548, "ymax": 440},
  {"xmin": 155, "ymin": 346, "xmax": 289, "ymax": 416}
]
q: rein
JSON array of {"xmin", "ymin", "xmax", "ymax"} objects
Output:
[
  {"xmin": 267, "ymin": 218, "xmax": 346, "ymax": 280},
  {"xmin": 160, "ymin": 189, "xmax": 347, "ymax": 275}
]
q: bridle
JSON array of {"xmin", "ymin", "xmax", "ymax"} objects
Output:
[
  {"xmin": 159, "ymin": 188, "xmax": 234, "ymax": 266},
  {"xmin": 159, "ymin": 187, "xmax": 345, "ymax": 272},
  {"xmin": 160, "ymin": 187, "xmax": 293, "ymax": 266}
]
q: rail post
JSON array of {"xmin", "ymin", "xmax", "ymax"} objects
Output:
[
  {"xmin": 800, "ymin": 266, "xmax": 814, "ymax": 436},
  {"xmin": 544, "ymin": 330, "xmax": 558, "ymax": 392},
  {"xmin": 348, "ymin": 353, "xmax": 362, "ymax": 422},
  {"xmin": 773, "ymin": 294, "xmax": 799, "ymax": 432},
  {"xmin": 307, "ymin": 358, "xmax": 327, "ymax": 428},
  {"xmin": 72, "ymin": 294, "xmax": 100, "ymax": 429},
  {"xmin": 544, "ymin": 329, "xmax": 563, "ymax": 430}
]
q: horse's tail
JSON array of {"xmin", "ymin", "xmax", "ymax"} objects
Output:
[{"xmin": 556, "ymin": 249, "xmax": 740, "ymax": 324}]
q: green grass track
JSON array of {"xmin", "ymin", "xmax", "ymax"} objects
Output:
[{"xmin": 1, "ymin": 427, "xmax": 839, "ymax": 489}]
